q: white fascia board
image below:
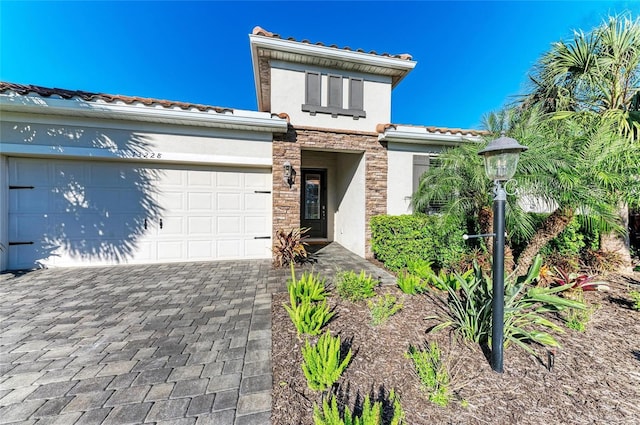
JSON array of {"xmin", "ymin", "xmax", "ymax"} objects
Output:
[
  {"xmin": 249, "ymin": 35, "xmax": 417, "ymax": 73},
  {"xmin": 250, "ymin": 38, "xmax": 265, "ymax": 111},
  {"xmin": 0, "ymin": 143, "xmax": 271, "ymax": 168},
  {"xmin": 0, "ymin": 93, "xmax": 288, "ymax": 133},
  {"xmin": 378, "ymin": 127, "xmax": 483, "ymax": 146}
]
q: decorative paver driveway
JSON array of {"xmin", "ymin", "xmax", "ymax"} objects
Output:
[{"xmin": 0, "ymin": 243, "xmax": 394, "ymax": 425}]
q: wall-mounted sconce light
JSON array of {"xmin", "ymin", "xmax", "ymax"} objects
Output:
[{"xmin": 283, "ymin": 161, "xmax": 296, "ymax": 187}]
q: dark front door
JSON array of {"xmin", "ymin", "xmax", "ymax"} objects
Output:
[{"xmin": 301, "ymin": 169, "xmax": 327, "ymax": 238}]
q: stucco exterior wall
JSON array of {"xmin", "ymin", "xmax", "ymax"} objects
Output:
[
  {"xmin": 335, "ymin": 153, "xmax": 365, "ymax": 257},
  {"xmin": 386, "ymin": 142, "xmax": 447, "ymax": 215},
  {"xmin": 0, "ymin": 155, "xmax": 7, "ymax": 271},
  {"xmin": 0, "ymin": 113, "xmax": 273, "ymax": 167},
  {"xmin": 270, "ymin": 62, "xmax": 392, "ymax": 133}
]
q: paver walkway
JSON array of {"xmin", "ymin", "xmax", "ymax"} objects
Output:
[{"xmin": 0, "ymin": 243, "xmax": 395, "ymax": 425}]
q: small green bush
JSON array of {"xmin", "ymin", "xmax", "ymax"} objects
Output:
[
  {"xmin": 284, "ymin": 264, "xmax": 333, "ymax": 336},
  {"xmin": 406, "ymin": 342, "xmax": 451, "ymax": 407},
  {"xmin": 564, "ymin": 290, "xmax": 595, "ymax": 332},
  {"xmin": 427, "ymin": 268, "xmax": 474, "ymax": 292},
  {"xmin": 368, "ymin": 294, "xmax": 403, "ymax": 326},
  {"xmin": 302, "ymin": 330, "xmax": 352, "ymax": 392},
  {"xmin": 287, "ymin": 263, "xmax": 329, "ymax": 304},
  {"xmin": 511, "ymin": 214, "xmax": 601, "ymax": 271},
  {"xmin": 629, "ymin": 290, "xmax": 640, "ymax": 310},
  {"xmin": 396, "ymin": 271, "xmax": 427, "ymax": 295},
  {"xmin": 313, "ymin": 390, "xmax": 405, "ymax": 425},
  {"xmin": 429, "ymin": 256, "xmax": 586, "ymax": 356},
  {"xmin": 370, "ymin": 214, "xmax": 466, "ymax": 272},
  {"xmin": 335, "ymin": 270, "xmax": 377, "ymax": 302},
  {"xmin": 284, "ymin": 298, "xmax": 334, "ymax": 336}
]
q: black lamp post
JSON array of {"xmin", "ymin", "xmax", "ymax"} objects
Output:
[{"xmin": 478, "ymin": 132, "xmax": 527, "ymax": 373}]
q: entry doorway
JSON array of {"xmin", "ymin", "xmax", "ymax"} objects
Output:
[{"xmin": 301, "ymin": 169, "xmax": 327, "ymax": 238}]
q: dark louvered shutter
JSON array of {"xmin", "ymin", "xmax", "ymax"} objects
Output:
[
  {"xmin": 327, "ymin": 74, "xmax": 343, "ymax": 108},
  {"xmin": 306, "ymin": 72, "xmax": 321, "ymax": 106},
  {"xmin": 349, "ymin": 78, "xmax": 364, "ymax": 110}
]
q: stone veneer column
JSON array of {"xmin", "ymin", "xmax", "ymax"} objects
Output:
[
  {"xmin": 271, "ymin": 126, "xmax": 387, "ymax": 259},
  {"xmin": 272, "ymin": 126, "xmax": 301, "ymax": 236},
  {"xmin": 364, "ymin": 146, "xmax": 387, "ymax": 258}
]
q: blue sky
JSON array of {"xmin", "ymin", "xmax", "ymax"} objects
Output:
[{"xmin": 1, "ymin": 1, "xmax": 638, "ymax": 129}]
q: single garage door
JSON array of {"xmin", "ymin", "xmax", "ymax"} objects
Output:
[{"xmin": 8, "ymin": 157, "xmax": 272, "ymax": 269}]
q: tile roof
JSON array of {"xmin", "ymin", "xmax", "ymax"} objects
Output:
[
  {"xmin": 252, "ymin": 26, "xmax": 413, "ymax": 61},
  {"xmin": 376, "ymin": 123, "xmax": 487, "ymax": 137},
  {"xmin": 0, "ymin": 81, "xmax": 233, "ymax": 114}
]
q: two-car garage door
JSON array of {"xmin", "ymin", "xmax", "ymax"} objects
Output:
[{"xmin": 7, "ymin": 158, "xmax": 272, "ymax": 269}]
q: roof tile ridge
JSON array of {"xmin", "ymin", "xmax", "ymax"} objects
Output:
[
  {"xmin": 378, "ymin": 122, "xmax": 486, "ymax": 136},
  {"xmin": 251, "ymin": 27, "xmax": 413, "ymax": 61},
  {"xmin": 0, "ymin": 81, "xmax": 235, "ymax": 114}
]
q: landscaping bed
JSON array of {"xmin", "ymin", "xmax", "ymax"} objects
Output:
[{"xmin": 271, "ymin": 271, "xmax": 640, "ymax": 424}]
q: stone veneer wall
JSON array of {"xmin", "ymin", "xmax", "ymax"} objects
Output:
[{"xmin": 272, "ymin": 125, "xmax": 387, "ymax": 258}]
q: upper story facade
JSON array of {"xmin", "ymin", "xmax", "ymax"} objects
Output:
[{"xmin": 249, "ymin": 26, "xmax": 416, "ymax": 133}]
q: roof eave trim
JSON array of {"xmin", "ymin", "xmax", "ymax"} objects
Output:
[
  {"xmin": 249, "ymin": 37, "xmax": 266, "ymax": 112},
  {"xmin": 249, "ymin": 34, "xmax": 417, "ymax": 72},
  {"xmin": 0, "ymin": 94, "xmax": 289, "ymax": 133},
  {"xmin": 378, "ymin": 129, "xmax": 482, "ymax": 145}
]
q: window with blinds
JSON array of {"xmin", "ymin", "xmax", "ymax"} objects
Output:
[{"xmin": 413, "ymin": 155, "xmax": 445, "ymax": 213}]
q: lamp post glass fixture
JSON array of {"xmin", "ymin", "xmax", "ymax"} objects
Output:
[{"xmin": 478, "ymin": 132, "xmax": 527, "ymax": 373}]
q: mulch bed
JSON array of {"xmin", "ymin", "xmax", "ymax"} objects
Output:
[{"xmin": 271, "ymin": 271, "xmax": 640, "ymax": 424}]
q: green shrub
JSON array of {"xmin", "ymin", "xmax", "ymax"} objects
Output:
[
  {"xmin": 429, "ymin": 256, "xmax": 586, "ymax": 356},
  {"xmin": 563, "ymin": 290, "xmax": 594, "ymax": 332},
  {"xmin": 287, "ymin": 263, "xmax": 329, "ymax": 304},
  {"xmin": 368, "ymin": 294, "xmax": 403, "ymax": 326},
  {"xmin": 396, "ymin": 271, "xmax": 427, "ymax": 295},
  {"xmin": 284, "ymin": 265, "xmax": 333, "ymax": 336},
  {"xmin": 405, "ymin": 258, "xmax": 474, "ymax": 292},
  {"xmin": 335, "ymin": 270, "xmax": 377, "ymax": 302},
  {"xmin": 406, "ymin": 259, "xmax": 435, "ymax": 279},
  {"xmin": 284, "ymin": 298, "xmax": 334, "ymax": 337},
  {"xmin": 406, "ymin": 342, "xmax": 451, "ymax": 406},
  {"xmin": 302, "ymin": 330, "xmax": 352, "ymax": 392},
  {"xmin": 629, "ymin": 290, "xmax": 640, "ymax": 310},
  {"xmin": 313, "ymin": 390, "xmax": 404, "ymax": 425},
  {"xmin": 540, "ymin": 217, "xmax": 584, "ymax": 271},
  {"xmin": 428, "ymin": 266, "xmax": 492, "ymax": 344},
  {"xmin": 511, "ymin": 214, "xmax": 601, "ymax": 271},
  {"xmin": 370, "ymin": 214, "xmax": 466, "ymax": 272},
  {"xmin": 427, "ymin": 268, "xmax": 474, "ymax": 292}
]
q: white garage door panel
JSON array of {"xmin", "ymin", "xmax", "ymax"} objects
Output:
[
  {"xmin": 188, "ymin": 241, "xmax": 215, "ymax": 259},
  {"xmin": 217, "ymin": 240, "xmax": 241, "ymax": 258},
  {"xmin": 8, "ymin": 158, "xmax": 272, "ymax": 269},
  {"xmin": 9, "ymin": 213, "xmax": 46, "ymax": 239},
  {"xmin": 188, "ymin": 217, "xmax": 213, "ymax": 234},
  {"xmin": 217, "ymin": 173, "xmax": 242, "ymax": 188},
  {"xmin": 246, "ymin": 216, "xmax": 269, "ymax": 234},
  {"xmin": 245, "ymin": 238, "xmax": 269, "ymax": 257},
  {"xmin": 217, "ymin": 216, "xmax": 242, "ymax": 234},
  {"xmin": 217, "ymin": 193, "xmax": 241, "ymax": 210},
  {"xmin": 9, "ymin": 188, "xmax": 49, "ymax": 213}
]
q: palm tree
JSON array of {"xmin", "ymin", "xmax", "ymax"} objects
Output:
[
  {"xmin": 411, "ymin": 108, "xmax": 544, "ymax": 269},
  {"xmin": 524, "ymin": 14, "xmax": 640, "ymax": 137},
  {"xmin": 412, "ymin": 105, "xmax": 639, "ymax": 275},
  {"xmin": 513, "ymin": 111, "xmax": 637, "ymax": 273},
  {"xmin": 414, "ymin": 15, "xmax": 640, "ymax": 274},
  {"xmin": 515, "ymin": 14, "xmax": 640, "ymax": 272}
]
